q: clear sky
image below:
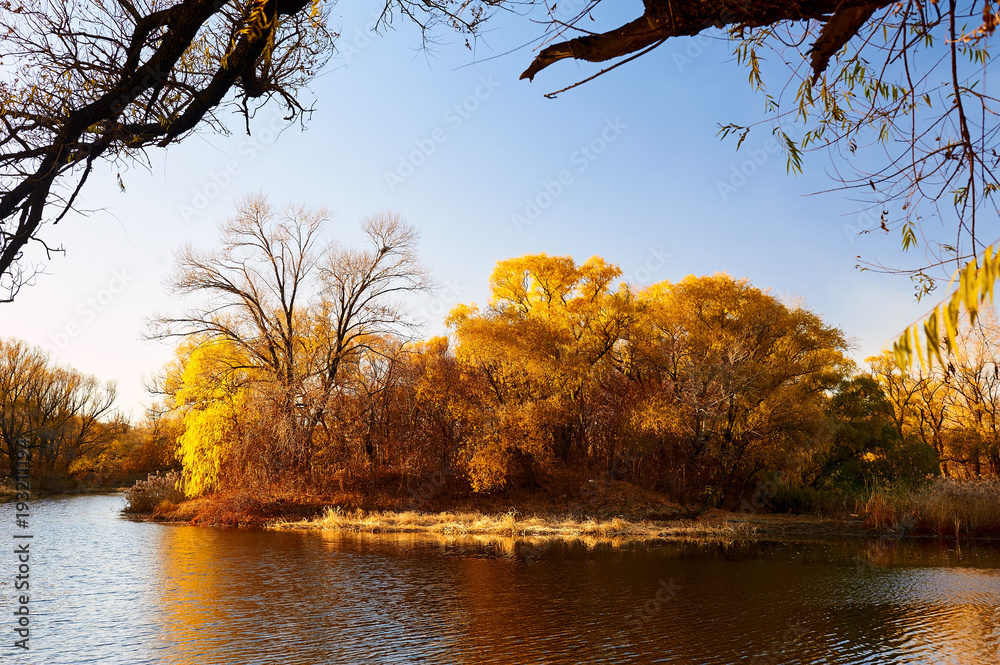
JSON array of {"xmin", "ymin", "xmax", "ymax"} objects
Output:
[{"xmin": 0, "ymin": 0, "xmax": 932, "ymax": 417}]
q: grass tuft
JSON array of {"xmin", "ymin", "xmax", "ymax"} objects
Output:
[{"xmin": 859, "ymin": 477, "xmax": 1000, "ymax": 537}]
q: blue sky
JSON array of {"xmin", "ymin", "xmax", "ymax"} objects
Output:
[{"xmin": 1, "ymin": 0, "xmax": 932, "ymax": 416}]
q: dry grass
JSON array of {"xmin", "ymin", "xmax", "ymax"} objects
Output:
[
  {"xmin": 863, "ymin": 490, "xmax": 898, "ymax": 531},
  {"xmin": 861, "ymin": 478, "xmax": 1000, "ymax": 538},
  {"xmin": 122, "ymin": 472, "xmax": 184, "ymax": 514},
  {"xmin": 271, "ymin": 506, "xmax": 760, "ymax": 544}
]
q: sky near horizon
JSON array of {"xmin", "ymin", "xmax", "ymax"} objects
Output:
[{"xmin": 0, "ymin": 0, "xmax": 932, "ymax": 417}]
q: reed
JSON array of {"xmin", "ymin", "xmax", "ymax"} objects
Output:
[
  {"xmin": 271, "ymin": 506, "xmax": 761, "ymax": 544},
  {"xmin": 860, "ymin": 477, "xmax": 1000, "ymax": 537}
]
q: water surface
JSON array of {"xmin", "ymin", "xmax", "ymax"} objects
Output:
[{"xmin": 2, "ymin": 494, "xmax": 999, "ymax": 663}]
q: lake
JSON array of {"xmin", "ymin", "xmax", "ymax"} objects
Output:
[{"xmin": 2, "ymin": 494, "xmax": 999, "ymax": 663}]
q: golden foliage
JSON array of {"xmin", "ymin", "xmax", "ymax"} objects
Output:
[
  {"xmin": 173, "ymin": 339, "xmax": 253, "ymax": 496},
  {"xmin": 895, "ymin": 246, "xmax": 1000, "ymax": 371},
  {"xmin": 447, "ymin": 253, "xmax": 633, "ymax": 492},
  {"xmin": 159, "ymin": 248, "xmax": 856, "ymax": 511},
  {"xmin": 622, "ymin": 274, "xmax": 849, "ymax": 503}
]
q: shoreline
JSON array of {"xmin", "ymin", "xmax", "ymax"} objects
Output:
[
  {"xmin": 265, "ymin": 507, "xmax": 905, "ymax": 545},
  {"xmin": 132, "ymin": 479, "xmax": 1000, "ymax": 544},
  {"xmin": 136, "ymin": 503, "xmax": 1000, "ymax": 544}
]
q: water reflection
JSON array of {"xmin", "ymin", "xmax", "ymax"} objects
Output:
[{"xmin": 2, "ymin": 495, "xmax": 1000, "ymax": 664}]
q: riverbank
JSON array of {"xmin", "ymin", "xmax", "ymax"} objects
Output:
[
  {"xmin": 138, "ymin": 475, "xmax": 1000, "ymax": 543},
  {"xmin": 147, "ymin": 486, "xmax": 889, "ymax": 545},
  {"xmin": 145, "ymin": 476, "xmax": 696, "ymax": 527},
  {"xmin": 147, "ymin": 494, "xmax": 1000, "ymax": 544},
  {"xmin": 269, "ymin": 506, "xmax": 879, "ymax": 545}
]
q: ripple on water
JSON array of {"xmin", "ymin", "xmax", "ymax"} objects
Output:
[{"xmin": 2, "ymin": 496, "xmax": 1000, "ymax": 664}]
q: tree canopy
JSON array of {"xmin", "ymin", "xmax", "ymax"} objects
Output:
[
  {"xmin": 156, "ymin": 233, "xmax": 855, "ymax": 509},
  {"xmin": 0, "ymin": 0, "xmax": 333, "ymax": 300},
  {"xmin": 3, "ymin": 0, "xmax": 999, "ymax": 340},
  {"xmin": 152, "ymin": 194, "xmax": 428, "ymax": 490}
]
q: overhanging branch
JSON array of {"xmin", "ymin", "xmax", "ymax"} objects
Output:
[{"xmin": 520, "ymin": 0, "xmax": 893, "ymax": 82}]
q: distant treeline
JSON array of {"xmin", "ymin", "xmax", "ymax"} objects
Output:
[
  {"xmin": 9, "ymin": 199, "xmax": 1000, "ymax": 510},
  {"xmin": 0, "ymin": 339, "xmax": 176, "ymax": 488}
]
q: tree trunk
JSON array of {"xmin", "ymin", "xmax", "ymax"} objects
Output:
[{"xmin": 512, "ymin": 448, "xmax": 539, "ymax": 490}]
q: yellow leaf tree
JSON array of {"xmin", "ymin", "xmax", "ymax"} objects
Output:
[
  {"xmin": 447, "ymin": 253, "xmax": 633, "ymax": 491},
  {"xmin": 169, "ymin": 338, "xmax": 254, "ymax": 496},
  {"xmin": 623, "ymin": 273, "xmax": 851, "ymax": 508}
]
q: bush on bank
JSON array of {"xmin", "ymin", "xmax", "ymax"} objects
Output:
[{"xmin": 123, "ymin": 471, "xmax": 185, "ymax": 514}]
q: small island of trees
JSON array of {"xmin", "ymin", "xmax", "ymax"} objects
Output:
[{"xmin": 5, "ymin": 197, "xmax": 1000, "ymax": 538}]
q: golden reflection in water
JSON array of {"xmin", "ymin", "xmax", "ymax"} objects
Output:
[
  {"xmin": 154, "ymin": 526, "xmax": 225, "ymax": 663},
  {"xmin": 153, "ymin": 525, "xmax": 352, "ymax": 665},
  {"xmin": 317, "ymin": 530, "xmax": 663, "ymax": 663},
  {"xmin": 144, "ymin": 526, "xmax": 1000, "ymax": 664}
]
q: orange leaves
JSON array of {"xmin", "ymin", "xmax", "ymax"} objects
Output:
[
  {"xmin": 453, "ymin": 252, "xmax": 632, "ymax": 396},
  {"xmin": 447, "ymin": 253, "xmax": 632, "ymax": 491},
  {"xmin": 486, "ymin": 253, "xmax": 623, "ymax": 317},
  {"xmin": 629, "ymin": 272, "xmax": 850, "ymax": 489}
]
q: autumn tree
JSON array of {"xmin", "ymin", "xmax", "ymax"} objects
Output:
[
  {"xmin": 0, "ymin": 338, "xmax": 49, "ymax": 479},
  {"xmin": 161, "ymin": 336, "xmax": 250, "ymax": 494},
  {"xmin": 622, "ymin": 273, "xmax": 851, "ymax": 508},
  {"xmin": 400, "ymin": 336, "xmax": 469, "ymax": 479},
  {"xmin": 869, "ymin": 351, "xmax": 961, "ymax": 473},
  {"xmin": 32, "ymin": 367, "xmax": 122, "ymax": 477},
  {"xmin": 155, "ymin": 250, "xmax": 875, "ymax": 507},
  {"xmin": 406, "ymin": 336, "xmax": 467, "ymax": 467},
  {"xmin": 446, "ymin": 253, "xmax": 632, "ymax": 491},
  {"xmin": 69, "ymin": 408, "xmax": 182, "ymax": 485},
  {"xmin": 0, "ymin": 337, "xmax": 119, "ymax": 482},
  {"xmin": 154, "ymin": 194, "xmax": 428, "ymax": 491},
  {"xmin": 323, "ymin": 335, "xmax": 476, "ymax": 501},
  {"xmin": 945, "ymin": 305, "xmax": 1000, "ymax": 474},
  {"xmin": 877, "ymin": 305, "xmax": 1000, "ymax": 477}
]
